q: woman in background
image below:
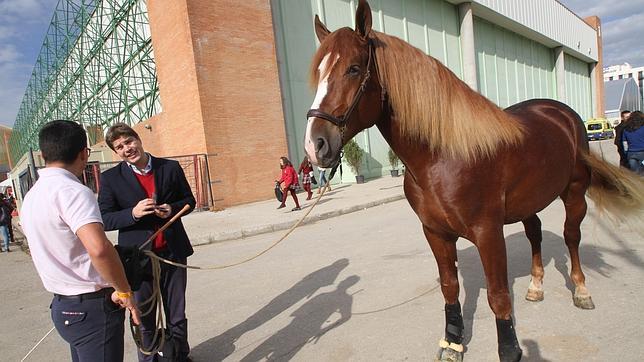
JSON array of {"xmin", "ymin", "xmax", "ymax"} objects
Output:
[
  {"xmin": 317, "ymin": 167, "xmax": 331, "ymax": 194},
  {"xmin": 276, "ymin": 157, "xmax": 301, "ymax": 211}
]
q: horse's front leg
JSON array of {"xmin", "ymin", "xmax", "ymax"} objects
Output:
[
  {"xmin": 422, "ymin": 226, "xmax": 464, "ymax": 362},
  {"xmin": 475, "ymin": 225, "xmax": 523, "ymax": 362}
]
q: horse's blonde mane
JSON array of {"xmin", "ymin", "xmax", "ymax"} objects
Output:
[{"xmin": 373, "ymin": 32, "xmax": 524, "ymax": 162}]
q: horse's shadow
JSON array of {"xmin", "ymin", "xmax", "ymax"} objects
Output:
[
  {"xmin": 457, "ymin": 230, "xmax": 614, "ymax": 346},
  {"xmin": 190, "ymin": 259, "xmax": 354, "ymax": 361}
]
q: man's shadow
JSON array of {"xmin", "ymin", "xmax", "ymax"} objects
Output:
[
  {"xmin": 456, "ymin": 231, "xmax": 613, "ymax": 347},
  {"xmin": 190, "ymin": 258, "xmax": 350, "ymax": 361},
  {"xmin": 239, "ymin": 275, "xmax": 359, "ymax": 362}
]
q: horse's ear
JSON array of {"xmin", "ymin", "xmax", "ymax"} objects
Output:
[
  {"xmin": 355, "ymin": 0, "xmax": 372, "ymax": 39},
  {"xmin": 314, "ymin": 15, "xmax": 330, "ymax": 43}
]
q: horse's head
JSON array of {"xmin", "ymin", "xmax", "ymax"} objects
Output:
[{"xmin": 305, "ymin": 0, "xmax": 384, "ymax": 167}]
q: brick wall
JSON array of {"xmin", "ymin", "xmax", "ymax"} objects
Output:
[
  {"xmin": 584, "ymin": 16, "xmax": 605, "ymax": 118},
  {"xmin": 185, "ymin": 0, "xmax": 288, "ymax": 207},
  {"xmin": 147, "ymin": 0, "xmax": 208, "ymax": 157},
  {"xmin": 146, "ymin": 0, "xmax": 288, "ymax": 208}
]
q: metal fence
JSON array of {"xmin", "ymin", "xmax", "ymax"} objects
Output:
[{"xmin": 80, "ymin": 154, "xmax": 214, "ymax": 211}]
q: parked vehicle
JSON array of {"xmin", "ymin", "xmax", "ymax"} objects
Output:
[{"xmin": 585, "ymin": 118, "xmax": 614, "ymax": 141}]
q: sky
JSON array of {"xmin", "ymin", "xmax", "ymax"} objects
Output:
[{"xmin": 0, "ymin": 0, "xmax": 643, "ymax": 127}]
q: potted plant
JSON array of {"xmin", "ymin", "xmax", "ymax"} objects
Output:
[
  {"xmin": 388, "ymin": 148, "xmax": 400, "ymax": 177},
  {"xmin": 343, "ymin": 139, "xmax": 365, "ymax": 183}
]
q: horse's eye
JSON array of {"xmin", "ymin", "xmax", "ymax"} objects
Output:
[{"xmin": 347, "ymin": 65, "xmax": 361, "ymax": 77}]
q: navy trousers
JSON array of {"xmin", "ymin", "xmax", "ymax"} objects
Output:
[
  {"xmin": 135, "ymin": 256, "xmax": 189, "ymax": 361},
  {"xmin": 50, "ymin": 289, "xmax": 125, "ymax": 362}
]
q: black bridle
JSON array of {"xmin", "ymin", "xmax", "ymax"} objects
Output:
[
  {"xmin": 306, "ymin": 39, "xmax": 376, "ymax": 132},
  {"xmin": 306, "ymin": 39, "xmax": 385, "ymax": 180}
]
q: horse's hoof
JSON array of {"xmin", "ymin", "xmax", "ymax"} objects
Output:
[
  {"xmin": 435, "ymin": 339, "xmax": 463, "ymax": 362},
  {"xmin": 499, "ymin": 349, "xmax": 522, "ymax": 362},
  {"xmin": 573, "ymin": 295, "xmax": 595, "ymax": 309},
  {"xmin": 499, "ymin": 344, "xmax": 523, "ymax": 362},
  {"xmin": 525, "ymin": 288, "xmax": 544, "ymax": 302},
  {"xmin": 435, "ymin": 347, "xmax": 463, "ymax": 362}
]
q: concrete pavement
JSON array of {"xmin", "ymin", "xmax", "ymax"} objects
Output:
[{"xmin": 5, "ymin": 139, "xmax": 643, "ymax": 361}]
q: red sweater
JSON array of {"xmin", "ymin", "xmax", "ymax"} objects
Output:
[
  {"xmin": 278, "ymin": 165, "xmax": 299, "ymax": 188},
  {"xmin": 133, "ymin": 172, "xmax": 166, "ymax": 250}
]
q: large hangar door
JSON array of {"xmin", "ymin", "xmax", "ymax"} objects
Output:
[
  {"xmin": 474, "ymin": 18, "xmax": 556, "ymax": 108},
  {"xmin": 272, "ymin": 0, "xmax": 462, "ymax": 181},
  {"xmin": 565, "ymin": 54, "xmax": 593, "ymax": 122}
]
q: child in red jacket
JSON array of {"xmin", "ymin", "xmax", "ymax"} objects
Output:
[{"xmin": 276, "ymin": 157, "xmax": 301, "ymax": 211}]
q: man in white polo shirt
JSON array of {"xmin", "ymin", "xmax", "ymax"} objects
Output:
[{"xmin": 21, "ymin": 120, "xmax": 140, "ymax": 361}]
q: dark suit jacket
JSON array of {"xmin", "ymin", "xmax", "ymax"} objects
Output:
[{"xmin": 98, "ymin": 156, "xmax": 196, "ymax": 259}]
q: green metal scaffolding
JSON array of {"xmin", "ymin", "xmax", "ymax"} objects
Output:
[{"xmin": 8, "ymin": 0, "xmax": 161, "ymax": 164}]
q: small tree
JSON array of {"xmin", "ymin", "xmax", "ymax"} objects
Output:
[
  {"xmin": 343, "ymin": 139, "xmax": 364, "ymax": 175},
  {"xmin": 388, "ymin": 148, "xmax": 400, "ymax": 170}
]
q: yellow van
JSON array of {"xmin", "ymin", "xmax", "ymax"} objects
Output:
[{"xmin": 585, "ymin": 118, "xmax": 614, "ymax": 141}]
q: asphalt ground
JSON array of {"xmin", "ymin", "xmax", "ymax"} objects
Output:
[{"xmin": 3, "ymin": 139, "xmax": 643, "ymax": 361}]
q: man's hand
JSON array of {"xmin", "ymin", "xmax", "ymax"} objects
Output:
[
  {"xmin": 111, "ymin": 291, "xmax": 141, "ymax": 325},
  {"xmin": 154, "ymin": 204, "xmax": 172, "ymax": 219},
  {"xmin": 132, "ymin": 198, "xmax": 156, "ymax": 219}
]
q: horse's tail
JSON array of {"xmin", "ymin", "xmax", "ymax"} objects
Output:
[{"xmin": 582, "ymin": 151, "xmax": 644, "ymax": 223}]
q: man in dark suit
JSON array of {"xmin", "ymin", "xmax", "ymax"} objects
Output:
[{"xmin": 98, "ymin": 123, "xmax": 195, "ymax": 362}]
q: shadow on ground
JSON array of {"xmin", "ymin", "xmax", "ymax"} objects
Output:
[
  {"xmin": 457, "ymin": 230, "xmax": 614, "ymax": 353},
  {"xmin": 190, "ymin": 259, "xmax": 358, "ymax": 361}
]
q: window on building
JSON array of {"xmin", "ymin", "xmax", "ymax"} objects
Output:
[{"xmin": 619, "ymin": 75, "xmax": 623, "ymax": 79}]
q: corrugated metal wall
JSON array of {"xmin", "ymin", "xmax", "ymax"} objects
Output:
[
  {"xmin": 474, "ymin": 17, "xmax": 555, "ymax": 108},
  {"xmin": 272, "ymin": 0, "xmax": 462, "ymax": 181},
  {"xmin": 564, "ymin": 54, "xmax": 593, "ymax": 121}
]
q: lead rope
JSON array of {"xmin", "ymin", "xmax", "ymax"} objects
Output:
[
  {"xmin": 130, "ymin": 182, "xmax": 333, "ymax": 356},
  {"xmin": 20, "ymin": 326, "xmax": 55, "ymax": 362},
  {"xmin": 144, "ymin": 182, "xmax": 332, "ymax": 270}
]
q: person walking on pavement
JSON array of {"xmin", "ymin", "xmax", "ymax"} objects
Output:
[
  {"xmin": 3, "ymin": 189, "xmax": 16, "ymax": 245},
  {"xmin": 317, "ymin": 167, "xmax": 331, "ymax": 194},
  {"xmin": 298, "ymin": 157, "xmax": 314, "ymax": 200},
  {"xmin": 614, "ymin": 110, "xmax": 631, "ymax": 168},
  {"xmin": 21, "ymin": 120, "xmax": 140, "ymax": 362},
  {"xmin": 276, "ymin": 157, "xmax": 301, "ymax": 211},
  {"xmin": 98, "ymin": 123, "xmax": 196, "ymax": 362},
  {"xmin": 0, "ymin": 194, "xmax": 12, "ymax": 252}
]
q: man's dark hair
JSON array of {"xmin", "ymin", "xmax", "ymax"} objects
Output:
[
  {"xmin": 39, "ymin": 120, "xmax": 87, "ymax": 164},
  {"xmin": 621, "ymin": 110, "xmax": 631, "ymax": 116},
  {"xmin": 105, "ymin": 123, "xmax": 140, "ymax": 151}
]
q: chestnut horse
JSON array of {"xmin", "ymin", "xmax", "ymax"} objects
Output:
[{"xmin": 304, "ymin": 1, "xmax": 644, "ymax": 361}]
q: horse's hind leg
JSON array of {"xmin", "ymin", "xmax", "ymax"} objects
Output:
[
  {"xmin": 422, "ymin": 226, "xmax": 464, "ymax": 362},
  {"xmin": 523, "ymin": 215, "xmax": 545, "ymax": 302},
  {"xmin": 561, "ymin": 176, "xmax": 595, "ymax": 310}
]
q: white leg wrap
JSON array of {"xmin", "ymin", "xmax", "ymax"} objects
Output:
[{"xmin": 439, "ymin": 338, "xmax": 464, "ymax": 353}]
